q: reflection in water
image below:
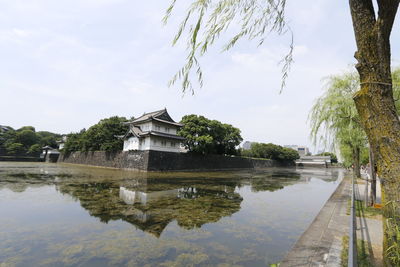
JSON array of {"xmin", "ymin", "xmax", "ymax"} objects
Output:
[
  {"xmin": 57, "ymin": 176, "xmax": 245, "ymax": 237},
  {"xmin": 0, "ymin": 162, "xmax": 342, "ymax": 266}
]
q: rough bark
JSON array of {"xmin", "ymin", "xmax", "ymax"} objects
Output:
[
  {"xmin": 369, "ymin": 147, "xmax": 377, "ymax": 205},
  {"xmin": 352, "ymin": 146, "xmax": 361, "ymax": 178},
  {"xmin": 349, "ymin": 0, "xmax": 400, "ymax": 265}
]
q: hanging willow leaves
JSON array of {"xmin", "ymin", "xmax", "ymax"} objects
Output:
[
  {"xmin": 163, "ymin": 0, "xmax": 292, "ymax": 94},
  {"xmin": 309, "ymin": 71, "xmax": 368, "ymax": 176}
]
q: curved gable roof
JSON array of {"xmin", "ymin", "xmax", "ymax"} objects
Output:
[{"xmin": 129, "ymin": 108, "xmax": 179, "ymax": 125}]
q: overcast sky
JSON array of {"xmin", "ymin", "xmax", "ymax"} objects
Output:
[{"xmin": 1, "ymin": 0, "xmax": 399, "ymax": 152}]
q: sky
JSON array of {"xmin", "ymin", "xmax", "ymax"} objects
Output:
[{"xmin": 1, "ymin": 0, "xmax": 400, "ymax": 152}]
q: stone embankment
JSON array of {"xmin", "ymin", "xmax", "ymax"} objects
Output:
[{"xmin": 58, "ymin": 150, "xmax": 293, "ymax": 171}]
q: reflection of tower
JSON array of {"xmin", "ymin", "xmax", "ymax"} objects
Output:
[
  {"xmin": 120, "ymin": 187, "xmax": 150, "ymax": 205},
  {"xmin": 119, "ymin": 187, "xmax": 192, "ymax": 206},
  {"xmin": 58, "ymin": 176, "xmax": 243, "ymax": 238}
]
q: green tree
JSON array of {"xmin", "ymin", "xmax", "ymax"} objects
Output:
[
  {"xmin": 310, "ymin": 70, "xmax": 400, "ymax": 175},
  {"xmin": 5, "ymin": 143, "xmax": 25, "ymax": 155},
  {"xmin": 63, "ymin": 116, "xmax": 129, "ymax": 153},
  {"xmin": 165, "ymin": 3, "xmax": 400, "ymax": 263},
  {"xmin": 0, "ymin": 126, "xmax": 15, "ymax": 155},
  {"xmin": 179, "ymin": 114, "xmax": 242, "ymax": 155},
  {"xmin": 37, "ymin": 131, "xmax": 61, "ymax": 147},
  {"xmin": 339, "ymin": 144, "xmax": 369, "ymax": 168},
  {"xmin": 0, "ymin": 125, "xmax": 61, "ymax": 156},
  {"xmin": 243, "ymin": 142, "xmax": 299, "ymax": 161},
  {"xmin": 280, "ymin": 147, "xmax": 300, "ymax": 161},
  {"xmin": 82, "ymin": 116, "xmax": 129, "ymax": 152},
  {"xmin": 17, "ymin": 126, "xmax": 35, "ymax": 132},
  {"xmin": 28, "ymin": 144, "xmax": 42, "ymax": 156},
  {"xmin": 316, "ymin": 152, "xmax": 338, "ymax": 164},
  {"xmin": 63, "ymin": 130, "xmax": 86, "ymax": 153},
  {"xmin": 309, "ymin": 72, "xmax": 368, "ymax": 178},
  {"xmin": 15, "ymin": 129, "xmax": 38, "ymax": 149}
]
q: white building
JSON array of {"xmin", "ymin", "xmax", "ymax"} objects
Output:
[
  {"xmin": 242, "ymin": 141, "xmax": 255, "ymax": 150},
  {"xmin": 295, "ymin": 156, "xmax": 331, "ymax": 168},
  {"xmin": 122, "ymin": 109, "xmax": 185, "ymax": 153},
  {"xmin": 56, "ymin": 136, "xmax": 67, "ymax": 150},
  {"xmin": 284, "ymin": 145, "xmax": 310, "ymax": 157}
]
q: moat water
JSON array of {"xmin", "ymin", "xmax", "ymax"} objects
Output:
[{"xmin": 0, "ymin": 162, "xmax": 343, "ymax": 266}]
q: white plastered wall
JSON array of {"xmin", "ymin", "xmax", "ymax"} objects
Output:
[
  {"xmin": 146, "ymin": 136, "xmax": 181, "ymax": 152},
  {"xmin": 123, "ymin": 136, "xmax": 140, "ymax": 151}
]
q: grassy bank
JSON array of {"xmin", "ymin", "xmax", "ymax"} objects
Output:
[{"xmin": 341, "ymin": 236, "xmax": 373, "ymax": 267}]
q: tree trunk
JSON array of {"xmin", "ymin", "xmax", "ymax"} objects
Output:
[
  {"xmin": 369, "ymin": 146, "xmax": 376, "ymax": 206},
  {"xmin": 350, "ymin": 0, "xmax": 400, "ymax": 203},
  {"xmin": 349, "ymin": 0, "xmax": 400, "ymax": 265},
  {"xmin": 352, "ymin": 146, "xmax": 361, "ymax": 178}
]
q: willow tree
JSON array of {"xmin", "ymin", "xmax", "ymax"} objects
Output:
[
  {"xmin": 165, "ymin": 1, "xmax": 400, "ymax": 262},
  {"xmin": 309, "ymin": 72, "xmax": 367, "ymax": 178}
]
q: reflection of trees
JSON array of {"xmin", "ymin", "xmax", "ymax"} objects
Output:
[
  {"xmin": 244, "ymin": 171, "xmax": 301, "ymax": 192},
  {"xmin": 56, "ymin": 179, "xmax": 244, "ymax": 237},
  {"xmin": 0, "ymin": 172, "xmax": 71, "ymax": 192},
  {"xmin": 1, "ymin": 165, "xmax": 339, "ymax": 237}
]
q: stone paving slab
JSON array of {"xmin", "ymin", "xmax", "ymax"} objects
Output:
[{"xmin": 280, "ymin": 176, "xmax": 350, "ymax": 267}]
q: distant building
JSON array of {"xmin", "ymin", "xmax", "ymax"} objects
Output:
[
  {"xmin": 242, "ymin": 141, "xmax": 255, "ymax": 150},
  {"xmin": 41, "ymin": 146, "xmax": 60, "ymax": 162},
  {"xmin": 56, "ymin": 136, "xmax": 67, "ymax": 150},
  {"xmin": 295, "ymin": 156, "xmax": 331, "ymax": 168},
  {"xmin": 122, "ymin": 108, "xmax": 186, "ymax": 153},
  {"xmin": 284, "ymin": 145, "xmax": 310, "ymax": 157}
]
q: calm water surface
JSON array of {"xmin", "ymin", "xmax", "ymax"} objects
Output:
[{"xmin": 0, "ymin": 162, "xmax": 343, "ymax": 266}]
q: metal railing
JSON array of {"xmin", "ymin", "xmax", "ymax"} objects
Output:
[{"xmin": 348, "ymin": 175, "xmax": 358, "ymax": 266}]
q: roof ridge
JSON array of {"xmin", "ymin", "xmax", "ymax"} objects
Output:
[
  {"xmin": 144, "ymin": 108, "xmax": 166, "ymax": 116},
  {"xmin": 130, "ymin": 108, "xmax": 167, "ymax": 122}
]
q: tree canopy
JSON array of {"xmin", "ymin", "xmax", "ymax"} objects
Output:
[
  {"xmin": 63, "ymin": 116, "xmax": 129, "ymax": 153},
  {"xmin": 0, "ymin": 126, "xmax": 61, "ymax": 156},
  {"xmin": 309, "ymin": 69, "xmax": 400, "ymax": 174},
  {"xmin": 166, "ymin": 1, "xmax": 400, "ymax": 263},
  {"xmin": 178, "ymin": 114, "xmax": 242, "ymax": 155},
  {"xmin": 309, "ymin": 71, "xmax": 367, "ymax": 176},
  {"xmin": 241, "ymin": 142, "xmax": 299, "ymax": 161}
]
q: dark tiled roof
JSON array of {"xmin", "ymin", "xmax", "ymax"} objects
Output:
[
  {"xmin": 152, "ymin": 118, "xmax": 183, "ymax": 127},
  {"xmin": 131, "ymin": 109, "xmax": 167, "ymax": 123},
  {"xmin": 123, "ymin": 126, "xmax": 143, "ymax": 139},
  {"xmin": 127, "ymin": 108, "xmax": 182, "ymax": 126},
  {"xmin": 131, "ymin": 126, "xmax": 143, "ymax": 136},
  {"xmin": 141, "ymin": 131, "xmax": 186, "ymax": 140}
]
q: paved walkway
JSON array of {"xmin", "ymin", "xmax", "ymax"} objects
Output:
[{"xmin": 281, "ymin": 173, "xmax": 383, "ymax": 266}]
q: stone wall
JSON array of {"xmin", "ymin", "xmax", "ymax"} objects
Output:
[
  {"xmin": 0, "ymin": 156, "xmax": 42, "ymax": 162},
  {"xmin": 145, "ymin": 151, "xmax": 290, "ymax": 171},
  {"xmin": 58, "ymin": 151, "xmax": 293, "ymax": 171},
  {"xmin": 58, "ymin": 151, "xmax": 149, "ymax": 170}
]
